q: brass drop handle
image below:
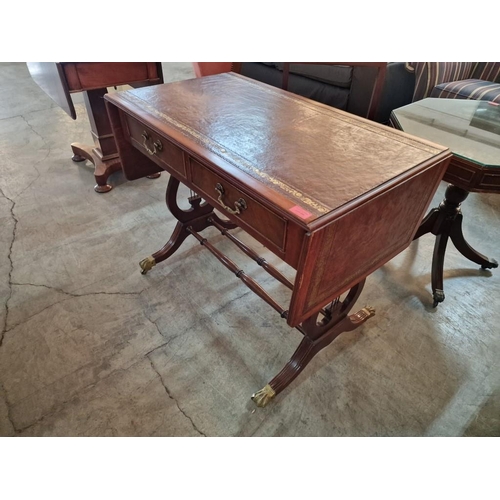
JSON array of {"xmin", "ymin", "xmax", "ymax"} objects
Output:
[
  {"xmin": 142, "ymin": 131, "xmax": 163, "ymax": 155},
  {"xmin": 215, "ymin": 183, "xmax": 247, "ymax": 215}
]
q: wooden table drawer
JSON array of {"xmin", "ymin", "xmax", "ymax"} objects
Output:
[
  {"xmin": 190, "ymin": 158, "xmax": 287, "ymax": 251},
  {"xmin": 126, "ymin": 114, "xmax": 186, "ymax": 177}
]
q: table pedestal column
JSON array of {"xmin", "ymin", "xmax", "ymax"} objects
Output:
[
  {"xmin": 71, "ymin": 88, "xmax": 160, "ymax": 193},
  {"xmin": 414, "ymin": 184, "xmax": 498, "ymax": 306}
]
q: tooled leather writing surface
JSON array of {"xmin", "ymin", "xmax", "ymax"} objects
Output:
[{"xmin": 115, "ymin": 73, "xmax": 447, "ymax": 219}]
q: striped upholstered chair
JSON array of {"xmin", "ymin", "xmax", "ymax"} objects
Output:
[{"xmin": 406, "ymin": 62, "xmax": 500, "ymax": 103}]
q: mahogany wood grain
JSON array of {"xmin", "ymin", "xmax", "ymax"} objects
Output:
[
  {"xmin": 190, "ymin": 158, "xmax": 287, "ymax": 251},
  {"xmin": 288, "ymin": 158, "xmax": 449, "ymax": 325},
  {"xmin": 106, "ymin": 100, "xmax": 163, "ymax": 180},
  {"xmin": 61, "ymin": 62, "xmax": 162, "ymax": 92},
  {"xmin": 84, "ymin": 88, "xmax": 118, "ymax": 160},
  {"xmin": 125, "ymin": 113, "xmax": 186, "ymax": 177},
  {"xmin": 443, "ymin": 155, "xmax": 500, "ymax": 193}
]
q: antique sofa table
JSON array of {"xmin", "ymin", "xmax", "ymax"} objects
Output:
[
  {"xmin": 105, "ymin": 73, "xmax": 450, "ymax": 406},
  {"xmin": 391, "ymin": 98, "xmax": 500, "ymax": 306}
]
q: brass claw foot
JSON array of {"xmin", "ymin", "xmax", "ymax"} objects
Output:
[
  {"xmin": 251, "ymin": 384, "xmax": 276, "ymax": 408},
  {"xmin": 139, "ymin": 256, "xmax": 156, "ymax": 275},
  {"xmin": 349, "ymin": 305, "xmax": 375, "ymax": 325}
]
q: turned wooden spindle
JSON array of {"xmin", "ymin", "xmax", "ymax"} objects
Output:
[
  {"xmin": 209, "ymin": 217, "xmax": 294, "ymax": 290},
  {"xmin": 187, "ymin": 226, "xmax": 288, "ymax": 318}
]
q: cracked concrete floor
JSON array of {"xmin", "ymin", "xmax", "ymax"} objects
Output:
[{"xmin": 0, "ymin": 62, "xmax": 499, "ymax": 437}]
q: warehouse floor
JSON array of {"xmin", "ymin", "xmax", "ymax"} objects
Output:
[{"xmin": 0, "ymin": 62, "xmax": 499, "ymax": 436}]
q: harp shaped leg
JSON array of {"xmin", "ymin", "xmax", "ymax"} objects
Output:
[
  {"xmin": 252, "ymin": 281, "xmax": 375, "ymax": 407},
  {"xmin": 140, "ymin": 176, "xmax": 219, "ymax": 274}
]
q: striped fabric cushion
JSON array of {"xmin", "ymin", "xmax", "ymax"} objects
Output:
[
  {"xmin": 430, "ymin": 79, "xmax": 500, "ymax": 103},
  {"xmin": 471, "ymin": 62, "xmax": 500, "ymax": 83},
  {"xmin": 406, "ymin": 62, "xmax": 475, "ymax": 101}
]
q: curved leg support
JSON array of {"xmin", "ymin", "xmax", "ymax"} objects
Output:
[
  {"xmin": 414, "ymin": 207, "xmax": 440, "ymax": 240},
  {"xmin": 70, "ymin": 143, "xmax": 94, "ymax": 164},
  {"xmin": 450, "ymin": 213, "xmax": 498, "ymax": 270},
  {"xmin": 252, "ymin": 281, "xmax": 375, "ymax": 407},
  {"xmin": 140, "ymin": 176, "xmax": 223, "ymax": 274},
  {"xmin": 140, "ymin": 222, "xmax": 191, "ymax": 275},
  {"xmin": 71, "ymin": 142, "xmax": 120, "ymax": 193},
  {"xmin": 166, "ymin": 177, "xmax": 213, "ymax": 222}
]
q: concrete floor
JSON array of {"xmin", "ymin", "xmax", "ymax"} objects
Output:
[{"xmin": 0, "ymin": 62, "xmax": 499, "ymax": 437}]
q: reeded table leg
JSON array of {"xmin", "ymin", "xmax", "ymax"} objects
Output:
[{"xmin": 252, "ymin": 280, "xmax": 375, "ymax": 407}]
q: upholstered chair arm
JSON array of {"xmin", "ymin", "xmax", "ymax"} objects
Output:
[{"xmin": 405, "ymin": 62, "xmax": 476, "ymax": 101}]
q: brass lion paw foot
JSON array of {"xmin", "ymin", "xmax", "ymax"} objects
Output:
[
  {"xmin": 139, "ymin": 256, "xmax": 156, "ymax": 275},
  {"xmin": 350, "ymin": 306, "xmax": 375, "ymax": 325},
  {"xmin": 251, "ymin": 384, "xmax": 276, "ymax": 408}
]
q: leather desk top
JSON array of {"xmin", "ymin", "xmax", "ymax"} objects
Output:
[{"xmin": 106, "ymin": 72, "xmax": 449, "ymax": 226}]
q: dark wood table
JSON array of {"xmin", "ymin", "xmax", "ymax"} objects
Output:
[
  {"xmin": 26, "ymin": 62, "xmax": 163, "ymax": 192},
  {"xmin": 105, "ymin": 73, "xmax": 451, "ymax": 406},
  {"xmin": 391, "ymin": 98, "xmax": 500, "ymax": 306}
]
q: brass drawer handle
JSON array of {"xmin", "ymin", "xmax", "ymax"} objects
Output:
[
  {"xmin": 215, "ymin": 183, "xmax": 247, "ymax": 215},
  {"xmin": 141, "ymin": 131, "xmax": 163, "ymax": 155}
]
